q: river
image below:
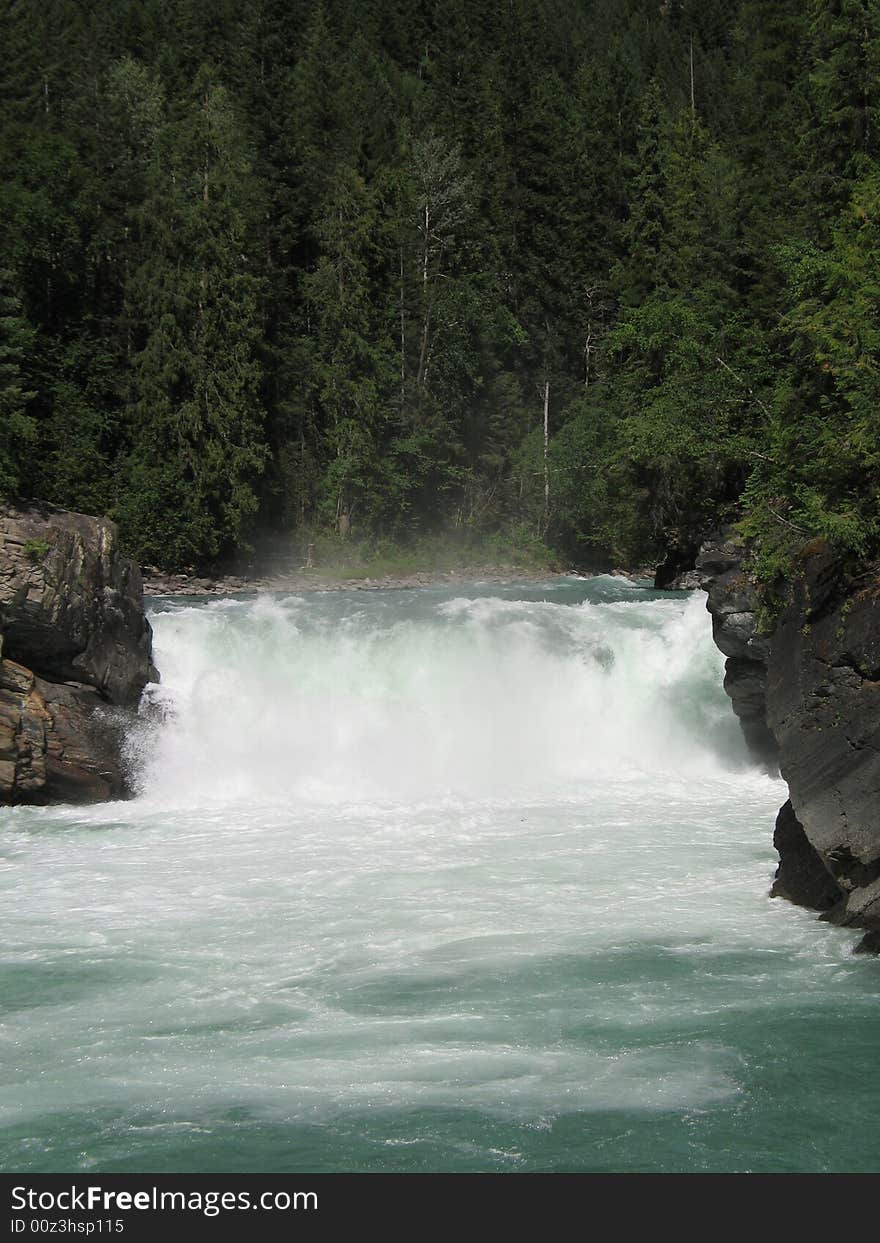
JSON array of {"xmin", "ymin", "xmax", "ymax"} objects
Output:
[{"xmin": 2, "ymin": 577, "xmax": 879, "ymax": 1172}]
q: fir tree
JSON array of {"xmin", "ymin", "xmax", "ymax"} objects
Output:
[
  {"xmin": 0, "ymin": 269, "xmax": 36, "ymax": 497},
  {"xmin": 120, "ymin": 68, "xmax": 267, "ymax": 565}
]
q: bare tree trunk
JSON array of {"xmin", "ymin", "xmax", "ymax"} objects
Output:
[
  {"xmin": 584, "ymin": 324, "xmax": 594, "ymax": 387},
  {"xmin": 689, "ymin": 36, "xmax": 695, "ymax": 116},
  {"xmin": 203, "ymin": 91, "xmax": 210, "ymax": 202},
  {"xmin": 417, "ymin": 301, "xmax": 432, "ymax": 390},
  {"xmin": 121, "ymin": 224, "xmax": 131, "ymax": 362},
  {"xmin": 865, "ymin": 26, "xmax": 871, "ymax": 143},
  {"xmin": 336, "ymin": 489, "xmax": 350, "ymax": 539},
  {"xmin": 418, "ymin": 205, "xmax": 431, "ymax": 389},
  {"xmin": 422, "ymin": 203, "xmax": 430, "ymax": 293},
  {"xmin": 543, "ymin": 380, "xmax": 550, "ymax": 532},
  {"xmin": 300, "ymin": 436, "xmax": 307, "ymax": 525},
  {"xmin": 399, "ymin": 245, "xmax": 406, "ymax": 405}
]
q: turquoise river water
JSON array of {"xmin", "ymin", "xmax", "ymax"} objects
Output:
[{"xmin": 2, "ymin": 576, "xmax": 879, "ymax": 1172}]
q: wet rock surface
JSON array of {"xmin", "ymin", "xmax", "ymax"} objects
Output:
[
  {"xmin": 0, "ymin": 503, "xmax": 155, "ymax": 804},
  {"xmin": 696, "ymin": 535, "xmax": 778, "ymax": 772},
  {"xmin": 654, "ymin": 542, "xmax": 703, "ymax": 590},
  {"xmin": 770, "ymin": 798, "xmax": 843, "ymax": 912},
  {"xmin": 1, "ymin": 502, "xmax": 156, "ymax": 704},
  {"xmin": 766, "ymin": 546, "xmax": 880, "ymax": 951},
  {"xmin": 699, "ymin": 532, "xmax": 880, "ymax": 952}
]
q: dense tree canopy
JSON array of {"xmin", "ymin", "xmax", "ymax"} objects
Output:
[{"xmin": 1, "ymin": 0, "xmax": 878, "ymax": 574}]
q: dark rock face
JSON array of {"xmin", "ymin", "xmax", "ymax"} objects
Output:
[
  {"xmin": 1, "ymin": 502, "xmax": 156, "ymax": 705},
  {"xmin": 664, "ymin": 568, "xmax": 703, "ymax": 590},
  {"xmin": 0, "ymin": 659, "xmax": 123, "ymax": 802},
  {"xmin": 0, "ymin": 502, "xmax": 156, "ymax": 805},
  {"xmin": 765, "ymin": 547, "xmax": 880, "ymax": 951},
  {"xmin": 770, "ymin": 799, "xmax": 842, "ymax": 912},
  {"xmin": 696, "ymin": 535, "xmax": 778, "ymax": 772},
  {"xmin": 698, "ymin": 532, "xmax": 880, "ymax": 951},
  {"xmin": 654, "ymin": 541, "xmax": 702, "ymax": 590}
]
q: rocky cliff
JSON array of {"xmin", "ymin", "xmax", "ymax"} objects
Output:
[
  {"xmin": 698, "ymin": 534, "xmax": 880, "ymax": 953},
  {"xmin": 696, "ymin": 537, "xmax": 778, "ymax": 771},
  {"xmin": 0, "ymin": 502, "xmax": 156, "ymax": 804}
]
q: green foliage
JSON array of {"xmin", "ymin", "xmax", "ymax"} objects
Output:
[
  {"xmin": 0, "ymin": 0, "xmax": 877, "ymax": 582},
  {"xmin": 799, "ymin": 0, "xmax": 880, "ymax": 221},
  {"xmin": 295, "ymin": 526, "xmax": 555, "ymax": 580},
  {"xmin": 744, "ymin": 161, "xmax": 880, "ymax": 566},
  {"xmin": 548, "ymin": 393, "xmax": 647, "ymax": 565},
  {"xmin": 118, "ymin": 67, "xmax": 269, "ymax": 566},
  {"xmin": 0, "ymin": 269, "xmax": 36, "ymax": 497},
  {"xmin": 23, "ymin": 537, "xmax": 50, "ymax": 562}
]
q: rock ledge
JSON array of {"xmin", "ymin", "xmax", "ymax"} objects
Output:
[
  {"xmin": 698, "ymin": 532, "xmax": 880, "ymax": 952},
  {"xmin": 1, "ymin": 502, "xmax": 156, "ymax": 804}
]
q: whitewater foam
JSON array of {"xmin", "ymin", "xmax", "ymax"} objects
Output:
[
  {"xmin": 7, "ymin": 577, "xmax": 877, "ymax": 1174},
  {"xmin": 127, "ymin": 581, "xmax": 750, "ymax": 808}
]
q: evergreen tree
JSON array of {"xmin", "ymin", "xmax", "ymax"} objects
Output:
[
  {"xmin": 746, "ymin": 162, "xmax": 880, "ymax": 556},
  {"xmin": 0, "ymin": 269, "xmax": 36, "ymax": 496},
  {"xmin": 119, "ymin": 68, "xmax": 267, "ymax": 565},
  {"xmin": 1, "ymin": 0, "xmax": 877, "ymax": 578},
  {"xmin": 801, "ymin": 0, "xmax": 880, "ymax": 224},
  {"xmin": 304, "ymin": 160, "xmax": 398, "ymax": 535}
]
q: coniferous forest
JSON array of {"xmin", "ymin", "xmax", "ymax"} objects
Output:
[{"xmin": 1, "ymin": 0, "xmax": 878, "ymax": 576}]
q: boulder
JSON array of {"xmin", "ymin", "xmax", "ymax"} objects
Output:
[
  {"xmin": 0, "ymin": 501, "xmax": 156, "ymax": 706},
  {"xmin": 770, "ymin": 799, "xmax": 842, "ymax": 912},
  {"xmin": 766, "ymin": 547, "xmax": 880, "ymax": 950},
  {"xmin": 0, "ymin": 657, "xmax": 123, "ymax": 803},
  {"xmin": 697, "ymin": 535, "xmax": 777, "ymax": 771},
  {"xmin": 0, "ymin": 502, "xmax": 156, "ymax": 805},
  {"xmin": 699, "ymin": 531, "xmax": 880, "ymax": 952}
]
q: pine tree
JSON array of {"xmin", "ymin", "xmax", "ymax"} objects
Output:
[
  {"xmin": 304, "ymin": 160, "xmax": 398, "ymax": 536},
  {"xmin": 119, "ymin": 67, "xmax": 268, "ymax": 566},
  {"xmin": 598, "ymin": 96, "xmax": 759, "ymax": 557},
  {"xmin": 746, "ymin": 161, "xmax": 880, "ymax": 556},
  {"xmin": 801, "ymin": 0, "xmax": 880, "ymax": 226},
  {"xmin": 0, "ymin": 269, "xmax": 36, "ymax": 497}
]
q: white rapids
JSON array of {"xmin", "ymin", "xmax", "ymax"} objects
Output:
[{"xmin": 3, "ymin": 577, "xmax": 875, "ymax": 1174}]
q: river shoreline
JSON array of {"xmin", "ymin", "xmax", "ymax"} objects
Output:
[{"xmin": 141, "ymin": 564, "xmax": 654, "ymax": 597}]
